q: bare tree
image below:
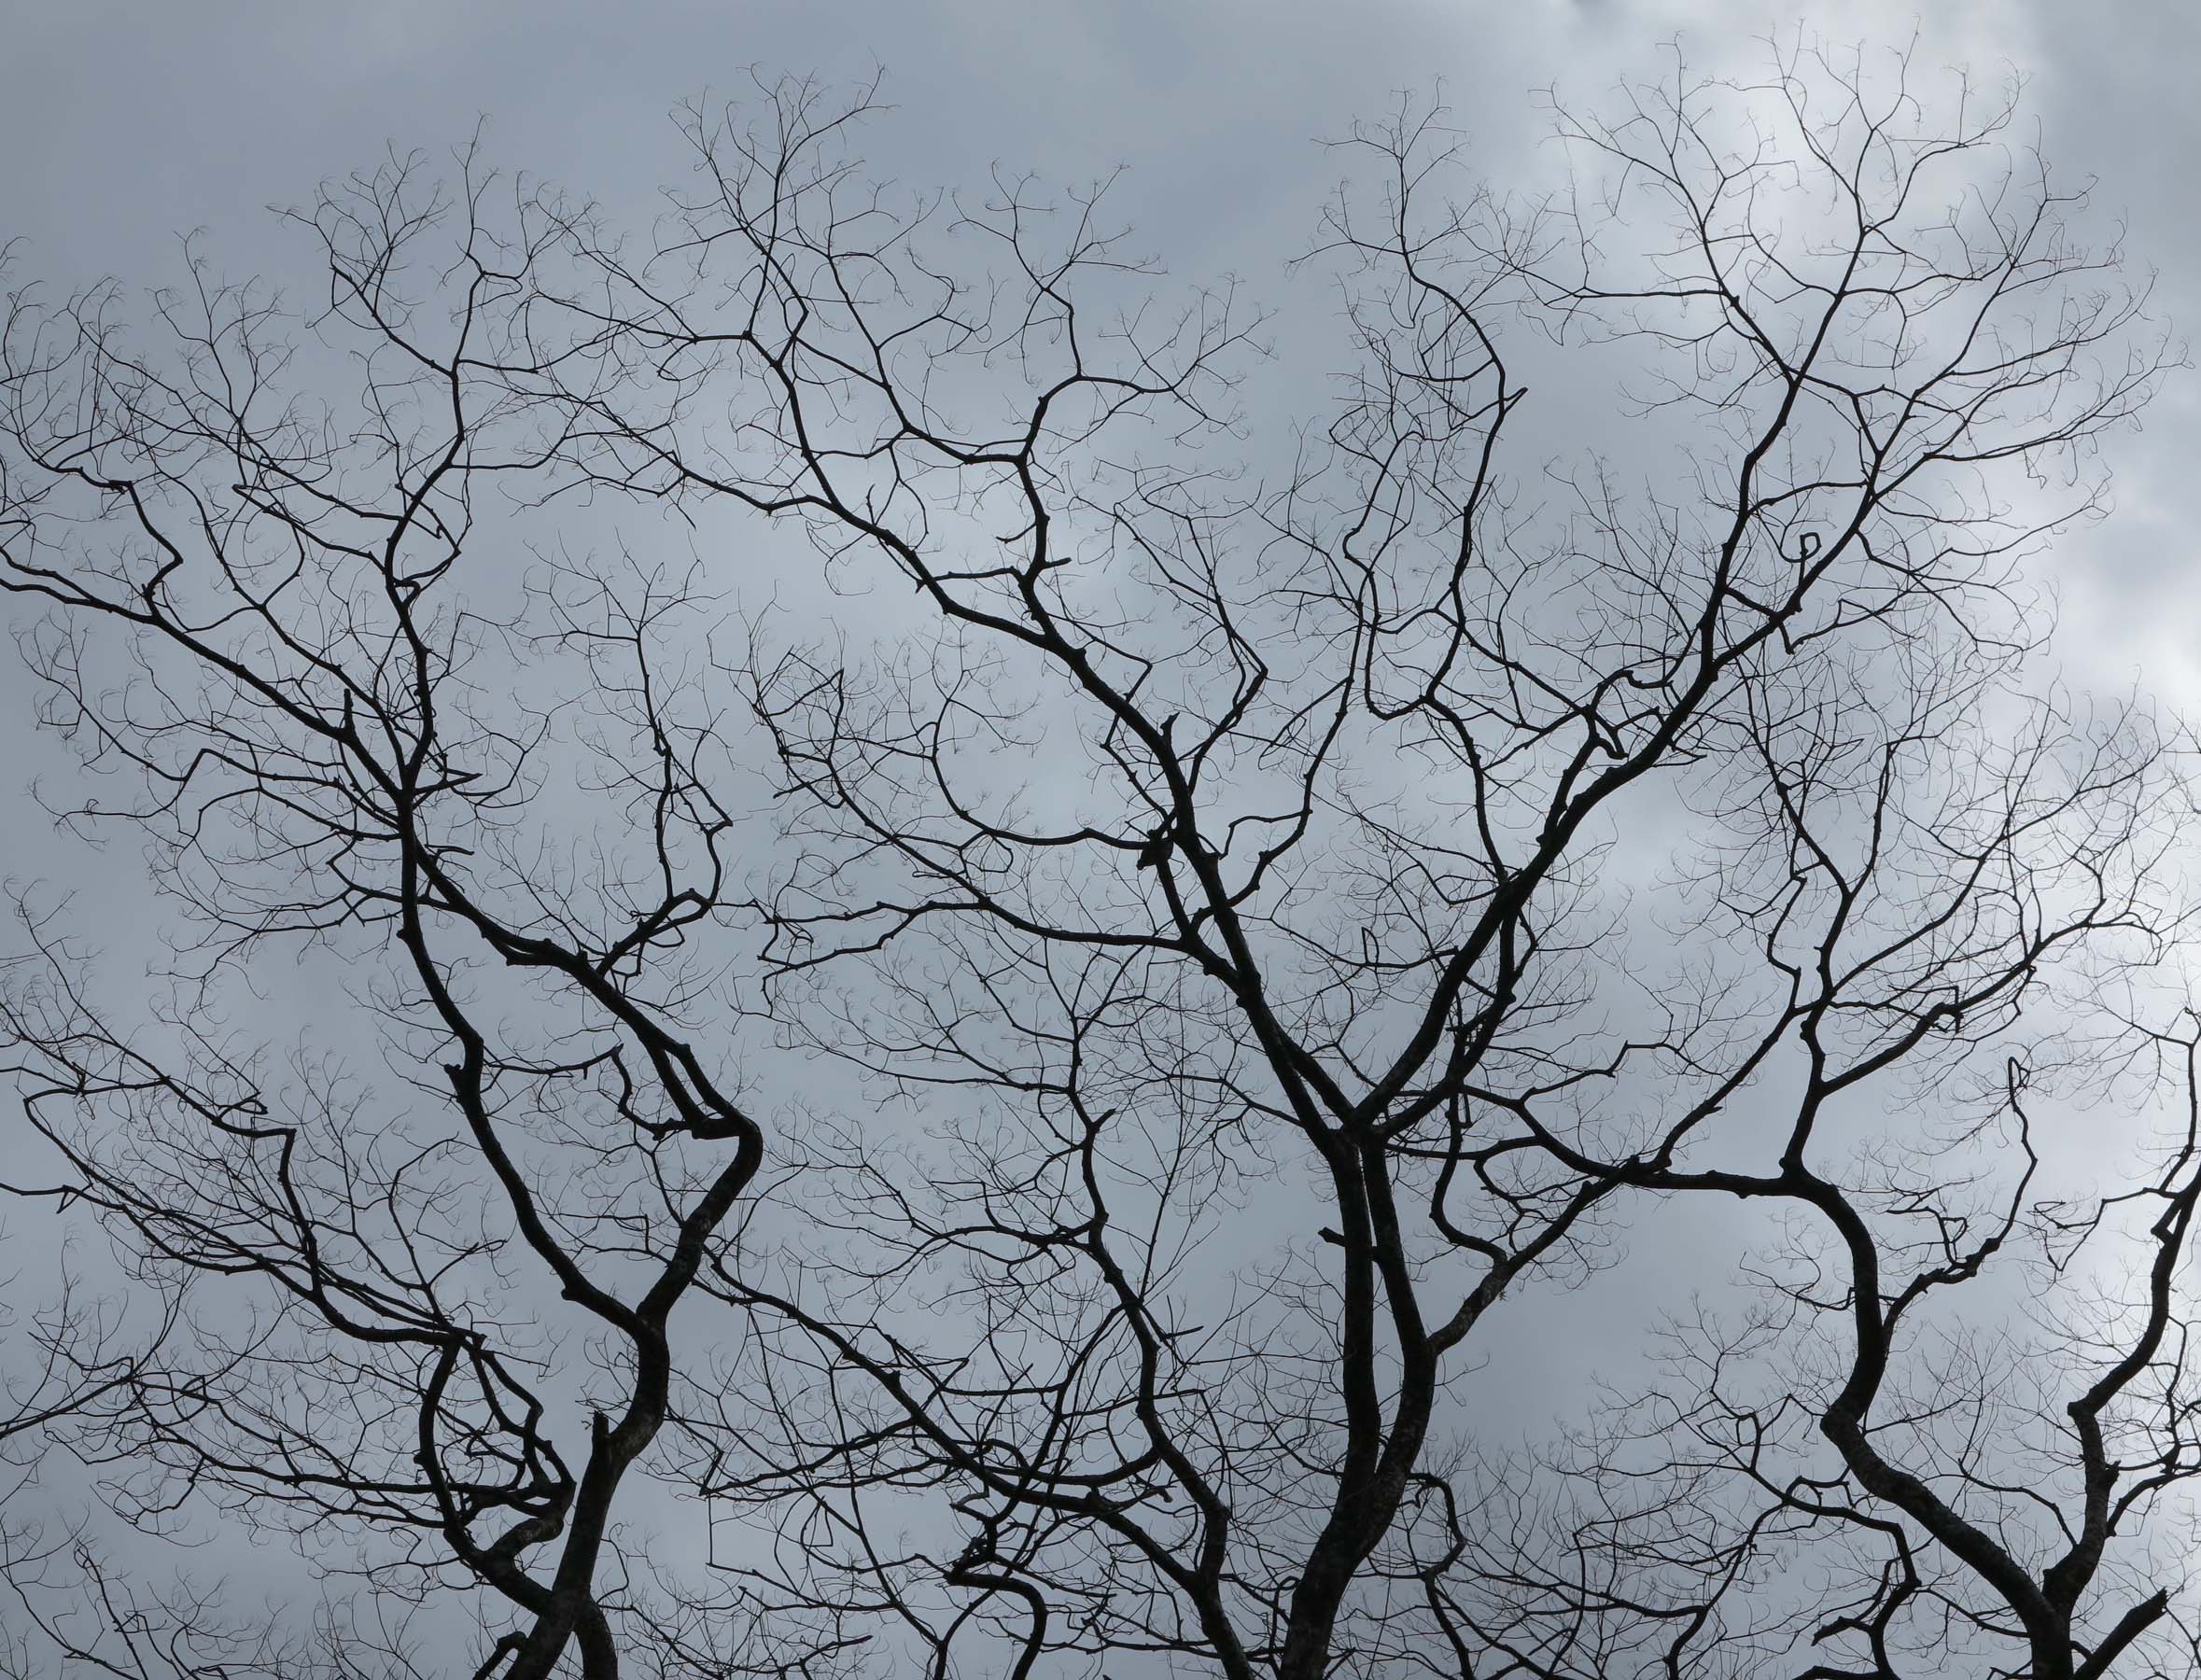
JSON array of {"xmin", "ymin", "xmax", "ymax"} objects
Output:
[
  {"xmin": 510, "ymin": 39, "xmax": 2179, "ymax": 1680},
  {"xmin": 0, "ymin": 155, "xmax": 770, "ymax": 1678},
  {"xmin": 1378, "ymin": 691, "xmax": 2198, "ymax": 1680},
  {"xmin": 0, "ymin": 35, "xmax": 2182, "ymax": 1680}
]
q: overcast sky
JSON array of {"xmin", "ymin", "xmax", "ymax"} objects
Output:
[
  {"xmin": 0, "ymin": 1, "xmax": 2194, "ymax": 1665},
  {"xmin": 2, "ymin": 0, "xmax": 2194, "ymax": 1453},
  {"xmin": 1, "ymin": 0, "xmax": 2189, "ymax": 1356},
  {"xmin": 1, "ymin": 0, "xmax": 2193, "ymax": 696}
]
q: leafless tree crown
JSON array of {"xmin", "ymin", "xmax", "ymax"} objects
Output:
[{"xmin": 0, "ymin": 38, "xmax": 2194, "ymax": 1680}]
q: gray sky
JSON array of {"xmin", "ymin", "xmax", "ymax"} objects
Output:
[
  {"xmin": 4, "ymin": 0, "xmax": 2192, "ymax": 1231},
  {"xmin": 2, "ymin": 0, "xmax": 2192, "ymax": 693},
  {"xmin": 0, "ymin": 0, "xmax": 2194, "ymax": 1669}
]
